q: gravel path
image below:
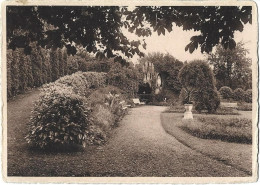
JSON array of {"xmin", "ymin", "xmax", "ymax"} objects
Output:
[
  {"xmin": 7, "ymin": 91, "xmax": 249, "ymax": 176},
  {"xmin": 86, "ymin": 106, "xmax": 248, "ymax": 176}
]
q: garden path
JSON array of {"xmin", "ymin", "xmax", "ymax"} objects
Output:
[
  {"xmin": 86, "ymin": 106, "xmax": 248, "ymax": 176},
  {"xmin": 7, "ymin": 91, "xmax": 249, "ymax": 176}
]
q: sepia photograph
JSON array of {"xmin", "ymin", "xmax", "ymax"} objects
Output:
[{"xmin": 1, "ymin": 0, "xmax": 258, "ymax": 183}]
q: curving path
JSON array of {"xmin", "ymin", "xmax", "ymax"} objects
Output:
[
  {"xmin": 7, "ymin": 91, "xmax": 249, "ymax": 176},
  {"xmin": 86, "ymin": 106, "xmax": 248, "ymax": 176}
]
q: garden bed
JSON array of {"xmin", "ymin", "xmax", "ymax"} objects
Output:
[
  {"xmin": 181, "ymin": 115, "xmax": 252, "ymax": 144},
  {"xmin": 161, "ymin": 113, "xmax": 252, "ymax": 175}
]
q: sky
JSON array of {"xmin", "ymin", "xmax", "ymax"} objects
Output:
[{"xmin": 125, "ymin": 23, "xmax": 256, "ymax": 64}]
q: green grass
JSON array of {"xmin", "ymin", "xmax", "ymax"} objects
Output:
[{"xmin": 180, "ymin": 115, "xmax": 252, "ymax": 144}]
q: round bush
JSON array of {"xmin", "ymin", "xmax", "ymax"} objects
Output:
[
  {"xmin": 193, "ymin": 89, "xmax": 220, "ymax": 113},
  {"xmin": 219, "ymin": 86, "xmax": 233, "ymax": 99},
  {"xmin": 26, "ymin": 85, "xmax": 91, "ymax": 149},
  {"xmin": 244, "ymin": 89, "xmax": 252, "ymax": 103},
  {"xmin": 178, "ymin": 60, "xmax": 220, "ymax": 113},
  {"xmin": 233, "ymin": 88, "xmax": 245, "ymax": 101}
]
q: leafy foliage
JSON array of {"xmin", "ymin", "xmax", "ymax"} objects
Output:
[
  {"xmin": 178, "ymin": 60, "xmax": 220, "ymax": 113},
  {"xmin": 26, "ymin": 72, "xmax": 129, "ymax": 149},
  {"xmin": 88, "ymin": 86, "xmax": 128, "ymax": 128},
  {"xmin": 244, "ymin": 89, "xmax": 252, "ymax": 103},
  {"xmin": 7, "ymin": 6, "xmax": 252, "ymax": 57},
  {"xmin": 7, "ymin": 46, "xmax": 69, "ymax": 100},
  {"xmin": 219, "ymin": 86, "xmax": 233, "ymax": 99},
  {"xmin": 124, "ymin": 6, "xmax": 252, "ymax": 53},
  {"xmin": 233, "ymin": 88, "xmax": 245, "ymax": 101},
  {"xmin": 26, "ymin": 84, "xmax": 91, "ymax": 148},
  {"xmin": 208, "ymin": 42, "xmax": 252, "ymax": 89},
  {"xmin": 26, "ymin": 72, "xmax": 108, "ymax": 149},
  {"xmin": 107, "ymin": 62, "xmax": 142, "ymax": 97}
]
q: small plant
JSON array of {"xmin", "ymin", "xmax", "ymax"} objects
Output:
[
  {"xmin": 219, "ymin": 86, "xmax": 233, "ymax": 100},
  {"xmin": 179, "ymin": 88, "xmax": 195, "ymax": 104}
]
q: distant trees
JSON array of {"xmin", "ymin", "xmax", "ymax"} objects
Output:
[
  {"xmin": 208, "ymin": 41, "xmax": 252, "ymax": 90},
  {"xmin": 107, "ymin": 62, "xmax": 143, "ymax": 97},
  {"xmin": 139, "ymin": 52, "xmax": 183, "ymax": 94}
]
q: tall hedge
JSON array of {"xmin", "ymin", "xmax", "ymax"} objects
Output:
[{"xmin": 7, "ymin": 46, "xmax": 70, "ymax": 100}]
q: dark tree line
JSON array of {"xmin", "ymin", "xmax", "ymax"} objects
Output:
[{"xmin": 7, "ymin": 46, "xmax": 68, "ymax": 99}]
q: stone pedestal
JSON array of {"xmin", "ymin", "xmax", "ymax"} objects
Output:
[{"xmin": 183, "ymin": 104, "xmax": 193, "ymax": 119}]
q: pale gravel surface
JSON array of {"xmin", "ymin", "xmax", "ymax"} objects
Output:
[
  {"xmin": 85, "ymin": 106, "xmax": 248, "ymax": 176},
  {"xmin": 7, "ymin": 91, "xmax": 249, "ymax": 176}
]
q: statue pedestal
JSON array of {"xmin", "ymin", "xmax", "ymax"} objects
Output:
[{"xmin": 183, "ymin": 104, "xmax": 193, "ymax": 120}]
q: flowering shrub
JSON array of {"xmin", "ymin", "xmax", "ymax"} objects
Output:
[
  {"xmin": 88, "ymin": 86, "xmax": 128, "ymax": 127},
  {"xmin": 233, "ymin": 88, "xmax": 245, "ymax": 101},
  {"xmin": 219, "ymin": 86, "xmax": 233, "ymax": 100},
  {"xmin": 25, "ymin": 84, "xmax": 91, "ymax": 148}
]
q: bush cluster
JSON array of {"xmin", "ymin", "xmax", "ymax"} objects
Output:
[
  {"xmin": 244, "ymin": 89, "xmax": 252, "ymax": 103},
  {"xmin": 26, "ymin": 72, "xmax": 127, "ymax": 149},
  {"xmin": 219, "ymin": 86, "xmax": 252, "ymax": 103},
  {"xmin": 233, "ymin": 88, "xmax": 245, "ymax": 101},
  {"xmin": 219, "ymin": 86, "xmax": 233, "ymax": 99}
]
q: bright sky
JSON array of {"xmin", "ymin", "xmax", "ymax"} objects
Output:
[{"xmin": 125, "ymin": 23, "xmax": 256, "ymax": 64}]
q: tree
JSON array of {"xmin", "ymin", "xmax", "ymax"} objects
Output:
[
  {"xmin": 107, "ymin": 62, "xmax": 142, "ymax": 97},
  {"xmin": 7, "ymin": 6, "xmax": 252, "ymax": 58},
  {"xmin": 139, "ymin": 52, "xmax": 183, "ymax": 93},
  {"xmin": 178, "ymin": 60, "xmax": 220, "ymax": 113},
  {"xmin": 208, "ymin": 41, "xmax": 252, "ymax": 90}
]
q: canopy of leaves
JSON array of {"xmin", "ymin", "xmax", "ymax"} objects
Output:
[
  {"xmin": 207, "ymin": 41, "xmax": 252, "ymax": 89},
  {"xmin": 7, "ymin": 6, "xmax": 252, "ymax": 57}
]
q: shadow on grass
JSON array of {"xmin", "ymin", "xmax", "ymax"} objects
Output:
[{"xmin": 27, "ymin": 143, "xmax": 85, "ymax": 154}]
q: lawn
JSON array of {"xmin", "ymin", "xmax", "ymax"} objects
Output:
[
  {"xmin": 7, "ymin": 90, "xmax": 102, "ymax": 176},
  {"xmin": 161, "ymin": 112, "xmax": 252, "ymax": 175}
]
